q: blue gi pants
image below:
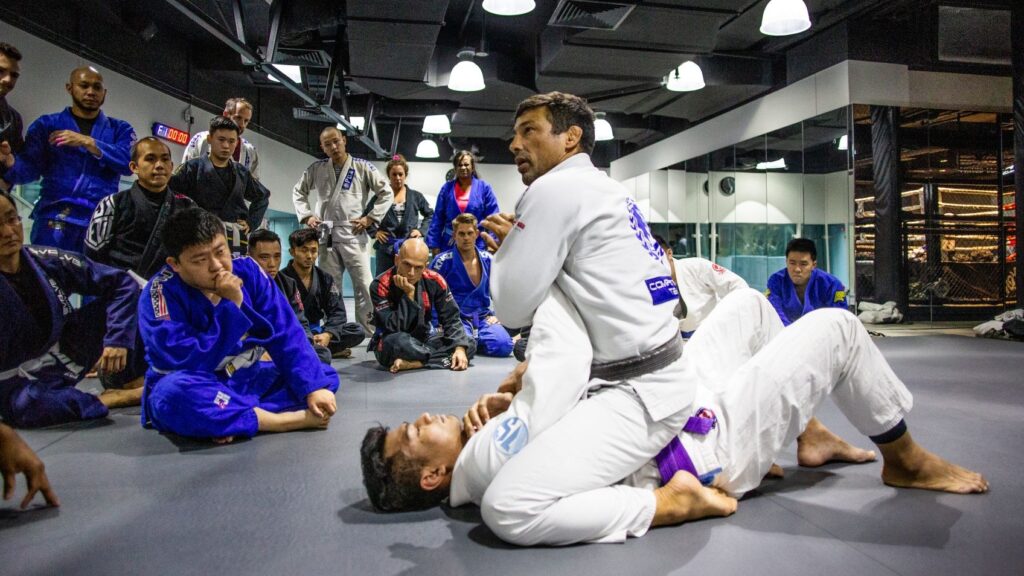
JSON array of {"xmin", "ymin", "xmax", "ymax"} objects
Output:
[
  {"xmin": 462, "ymin": 317, "xmax": 513, "ymax": 357},
  {"xmin": 145, "ymin": 362, "xmax": 340, "ymax": 439},
  {"xmin": 30, "ymin": 219, "xmax": 88, "ymax": 253}
]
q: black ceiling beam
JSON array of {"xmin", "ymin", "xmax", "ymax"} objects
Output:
[
  {"xmin": 230, "ymin": 0, "xmax": 253, "ymax": 65},
  {"xmin": 163, "ymin": 0, "xmax": 386, "ymax": 157},
  {"xmin": 265, "ymin": 0, "xmax": 283, "ymax": 65},
  {"xmin": 322, "ymin": 36, "xmax": 346, "ymax": 107},
  {"xmin": 634, "ymin": 2, "xmax": 742, "ymax": 16}
]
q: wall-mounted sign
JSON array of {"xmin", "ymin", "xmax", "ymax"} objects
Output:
[{"xmin": 152, "ymin": 122, "xmax": 190, "ymax": 146}]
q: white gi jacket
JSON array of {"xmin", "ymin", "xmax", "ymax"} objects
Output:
[
  {"xmin": 181, "ymin": 131, "xmax": 260, "ymax": 180},
  {"xmin": 492, "ymin": 153, "xmax": 690, "ymax": 421},
  {"xmin": 675, "ymin": 258, "xmax": 749, "ymax": 333},
  {"xmin": 291, "ymin": 155, "xmax": 392, "ymax": 246}
]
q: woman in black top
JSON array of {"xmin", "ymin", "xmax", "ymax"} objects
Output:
[{"xmin": 365, "ymin": 154, "xmax": 434, "ymax": 276}]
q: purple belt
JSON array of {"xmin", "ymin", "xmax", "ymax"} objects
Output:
[{"xmin": 654, "ymin": 408, "xmax": 720, "ymax": 486}]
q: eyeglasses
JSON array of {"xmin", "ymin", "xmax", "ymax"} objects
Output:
[{"xmin": 0, "ymin": 213, "xmax": 22, "ymax": 229}]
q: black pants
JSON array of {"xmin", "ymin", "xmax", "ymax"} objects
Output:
[{"xmin": 373, "ymin": 332, "xmax": 476, "ymax": 369}]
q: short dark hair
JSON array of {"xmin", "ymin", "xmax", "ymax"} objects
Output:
[
  {"xmin": 786, "ymin": 238, "xmax": 817, "ymax": 260},
  {"xmin": 0, "ymin": 189, "xmax": 16, "ymax": 210},
  {"xmin": 319, "ymin": 125, "xmax": 344, "ymax": 140},
  {"xmin": 162, "ymin": 207, "xmax": 225, "ymax": 259},
  {"xmin": 130, "ymin": 136, "xmax": 171, "ymax": 162},
  {"xmin": 652, "ymin": 233, "xmax": 670, "ymax": 252},
  {"xmin": 288, "ymin": 227, "xmax": 319, "ymax": 249},
  {"xmin": 514, "ymin": 92, "xmax": 596, "ymax": 155},
  {"xmin": 248, "ymin": 228, "xmax": 280, "ymax": 248},
  {"xmin": 0, "ymin": 43, "xmax": 22, "ymax": 61},
  {"xmin": 209, "ymin": 115, "xmax": 240, "ymax": 135},
  {"xmin": 360, "ymin": 425, "xmax": 448, "ymax": 512}
]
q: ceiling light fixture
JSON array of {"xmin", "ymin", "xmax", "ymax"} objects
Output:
[
  {"xmin": 336, "ymin": 116, "xmax": 365, "ymax": 133},
  {"xmin": 760, "ymin": 0, "xmax": 812, "ymax": 36},
  {"xmin": 267, "ymin": 64, "xmax": 302, "ymax": 84},
  {"xmin": 664, "ymin": 61, "xmax": 705, "ymax": 92},
  {"xmin": 837, "ymin": 134, "xmax": 848, "ymax": 151},
  {"xmin": 594, "ymin": 112, "xmax": 614, "ymax": 141},
  {"xmin": 416, "ymin": 138, "xmax": 440, "ymax": 159},
  {"xmin": 448, "ymin": 49, "xmax": 486, "ymax": 92},
  {"xmin": 756, "ymin": 158, "xmax": 787, "ymax": 170},
  {"xmin": 482, "ymin": 0, "xmax": 535, "ymax": 16},
  {"xmin": 422, "ymin": 114, "xmax": 452, "ymax": 134}
]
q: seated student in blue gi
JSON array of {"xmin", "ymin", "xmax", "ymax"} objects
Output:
[
  {"xmin": 0, "ymin": 190, "xmax": 145, "ymax": 428},
  {"xmin": 247, "ymin": 228, "xmax": 331, "ymax": 365},
  {"xmin": 766, "ymin": 237, "xmax": 848, "ymax": 326},
  {"xmin": 279, "ymin": 228, "xmax": 365, "ymax": 359},
  {"xmin": 369, "ymin": 238, "xmax": 474, "ymax": 373},
  {"xmin": 138, "ymin": 208, "xmax": 339, "ymax": 444},
  {"xmin": 429, "ymin": 213, "xmax": 513, "ymax": 357}
]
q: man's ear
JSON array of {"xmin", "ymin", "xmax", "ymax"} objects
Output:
[
  {"xmin": 564, "ymin": 125, "xmax": 583, "ymax": 152},
  {"xmin": 166, "ymin": 256, "xmax": 180, "ymax": 272},
  {"xmin": 419, "ymin": 465, "xmax": 450, "ymax": 491}
]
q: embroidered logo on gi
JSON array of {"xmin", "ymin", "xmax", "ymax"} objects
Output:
[
  {"xmin": 711, "ymin": 263, "xmax": 725, "ymax": 274},
  {"xmin": 214, "ymin": 391, "xmax": 231, "ymax": 409},
  {"xmin": 515, "ymin": 220, "xmax": 526, "ymax": 230},
  {"xmin": 625, "ymin": 197, "xmax": 664, "ymax": 262},
  {"xmin": 834, "ymin": 290, "xmax": 846, "ymax": 303},
  {"xmin": 151, "ymin": 282, "xmax": 169, "ymax": 320},
  {"xmin": 493, "ymin": 417, "xmax": 529, "ymax": 456},
  {"xmin": 342, "ymin": 167, "xmax": 356, "ymax": 191},
  {"xmin": 646, "ymin": 275, "xmax": 680, "ymax": 306},
  {"xmin": 47, "ymin": 278, "xmax": 73, "ymax": 315}
]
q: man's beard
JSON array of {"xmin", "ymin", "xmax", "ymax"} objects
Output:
[{"xmin": 72, "ymin": 93, "xmax": 103, "ymax": 112}]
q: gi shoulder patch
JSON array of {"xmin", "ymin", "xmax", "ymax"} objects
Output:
[
  {"xmin": 625, "ymin": 197, "xmax": 664, "ymax": 262},
  {"xmin": 150, "ymin": 268, "xmax": 174, "ymax": 320},
  {"xmin": 834, "ymin": 290, "xmax": 846, "ymax": 303},
  {"xmin": 711, "ymin": 263, "xmax": 725, "ymax": 274},
  {"xmin": 493, "ymin": 416, "xmax": 529, "ymax": 456}
]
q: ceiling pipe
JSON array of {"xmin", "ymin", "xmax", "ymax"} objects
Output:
[{"xmin": 163, "ymin": 0, "xmax": 387, "ymax": 157}]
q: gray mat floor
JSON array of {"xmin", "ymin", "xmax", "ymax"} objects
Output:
[{"xmin": 2, "ymin": 334, "xmax": 1023, "ymax": 576}]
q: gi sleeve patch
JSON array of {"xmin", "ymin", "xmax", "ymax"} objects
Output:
[
  {"xmin": 711, "ymin": 263, "xmax": 725, "ymax": 274},
  {"xmin": 834, "ymin": 290, "xmax": 846, "ymax": 303},
  {"xmin": 646, "ymin": 275, "xmax": 680, "ymax": 305},
  {"xmin": 493, "ymin": 417, "xmax": 529, "ymax": 456}
]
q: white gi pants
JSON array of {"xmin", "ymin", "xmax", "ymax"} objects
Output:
[
  {"xmin": 683, "ymin": 289, "xmax": 913, "ymax": 497},
  {"xmin": 319, "ymin": 240, "xmax": 374, "ymax": 333},
  {"xmin": 480, "ymin": 339, "xmax": 690, "ymax": 545}
]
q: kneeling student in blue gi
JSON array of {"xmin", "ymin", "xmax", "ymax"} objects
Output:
[
  {"xmin": 0, "ymin": 190, "xmax": 145, "ymax": 428},
  {"xmin": 429, "ymin": 213, "xmax": 513, "ymax": 357},
  {"xmin": 369, "ymin": 238, "xmax": 474, "ymax": 373},
  {"xmin": 139, "ymin": 208, "xmax": 339, "ymax": 443},
  {"xmin": 766, "ymin": 237, "xmax": 849, "ymax": 326}
]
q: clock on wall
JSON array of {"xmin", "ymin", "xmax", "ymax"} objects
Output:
[{"xmin": 719, "ymin": 176, "xmax": 736, "ymax": 196}]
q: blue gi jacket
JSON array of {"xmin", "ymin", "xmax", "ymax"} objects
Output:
[
  {"xmin": 3, "ymin": 108, "xmax": 135, "ymax": 227},
  {"xmin": 138, "ymin": 257, "xmax": 334, "ymax": 410},
  {"xmin": 765, "ymin": 267, "xmax": 848, "ymax": 326},
  {"xmin": 429, "ymin": 247, "xmax": 496, "ymax": 320},
  {"xmin": 425, "ymin": 177, "xmax": 499, "ymax": 251},
  {"xmin": 1, "ymin": 246, "xmax": 139, "ymax": 370}
]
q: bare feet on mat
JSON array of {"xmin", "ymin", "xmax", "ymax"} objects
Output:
[
  {"xmin": 390, "ymin": 358, "xmax": 423, "ymax": 373},
  {"xmin": 212, "ymin": 436, "xmax": 235, "ymax": 444},
  {"xmin": 797, "ymin": 417, "xmax": 876, "ymax": 467},
  {"xmin": 652, "ymin": 471, "xmax": 737, "ymax": 527},
  {"xmin": 879, "ymin": 432, "xmax": 988, "ymax": 494},
  {"xmin": 333, "ymin": 348, "xmax": 352, "ymax": 359},
  {"xmin": 765, "ymin": 463, "xmax": 785, "ymax": 478},
  {"xmin": 98, "ymin": 387, "xmax": 143, "ymax": 408}
]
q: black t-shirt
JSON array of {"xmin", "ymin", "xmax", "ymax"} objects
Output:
[
  {"xmin": 214, "ymin": 164, "xmax": 235, "ymax": 192},
  {"xmin": 2, "ymin": 262, "xmax": 51, "ymax": 354},
  {"xmin": 72, "ymin": 112, "xmax": 97, "ymax": 137}
]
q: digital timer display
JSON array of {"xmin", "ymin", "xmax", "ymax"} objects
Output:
[{"xmin": 152, "ymin": 122, "xmax": 190, "ymax": 145}]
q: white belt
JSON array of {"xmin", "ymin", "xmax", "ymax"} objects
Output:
[{"xmin": 223, "ymin": 221, "xmax": 245, "ymax": 248}]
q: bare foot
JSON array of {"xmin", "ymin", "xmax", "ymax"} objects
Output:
[
  {"xmin": 304, "ymin": 409, "xmax": 331, "ymax": 430},
  {"xmin": 98, "ymin": 387, "xmax": 143, "ymax": 408},
  {"xmin": 797, "ymin": 418, "xmax": 876, "ymax": 467},
  {"xmin": 765, "ymin": 463, "xmax": 785, "ymax": 478},
  {"xmin": 390, "ymin": 358, "xmax": 424, "ymax": 373},
  {"xmin": 652, "ymin": 471, "xmax": 737, "ymax": 527},
  {"xmin": 212, "ymin": 436, "xmax": 235, "ymax": 444},
  {"xmin": 879, "ymin": 432, "xmax": 988, "ymax": 494}
]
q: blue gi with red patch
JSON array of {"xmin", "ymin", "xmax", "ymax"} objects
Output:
[
  {"xmin": 429, "ymin": 247, "xmax": 513, "ymax": 357},
  {"xmin": 0, "ymin": 246, "xmax": 141, "ymax": 427},
  {"xmin": 138, "ymin": 257, "xmax": 338, "ymax": 439}
]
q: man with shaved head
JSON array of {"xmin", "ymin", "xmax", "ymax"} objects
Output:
[
  {"xmin": 0, "ymin": 66, "xmax": 135, "ymax": 252},
  {"xmin": 368, "ymin": 237, "xmax": 474, "ymax": 373}
]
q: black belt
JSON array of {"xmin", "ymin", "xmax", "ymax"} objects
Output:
[{"xmin": 589, "ymin": 334, "xmax": 683, "ymax": 382}]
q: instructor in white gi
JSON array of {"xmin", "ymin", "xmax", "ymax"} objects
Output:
[
  {"xmin": 475, "ymin": 92, "xmax": 694, "ymax": 544},
  {"xmin": 292, "ymin": 126, "xmax": 392, "ymax": 333}
]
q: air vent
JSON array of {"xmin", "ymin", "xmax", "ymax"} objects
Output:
[
  {"xmin": 548, "ymin": 0, "xmax": 636, "ymax": 30},
  {"xmin": 273, "ymin": 48, "xmax": 330, "ymax": 68}
]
